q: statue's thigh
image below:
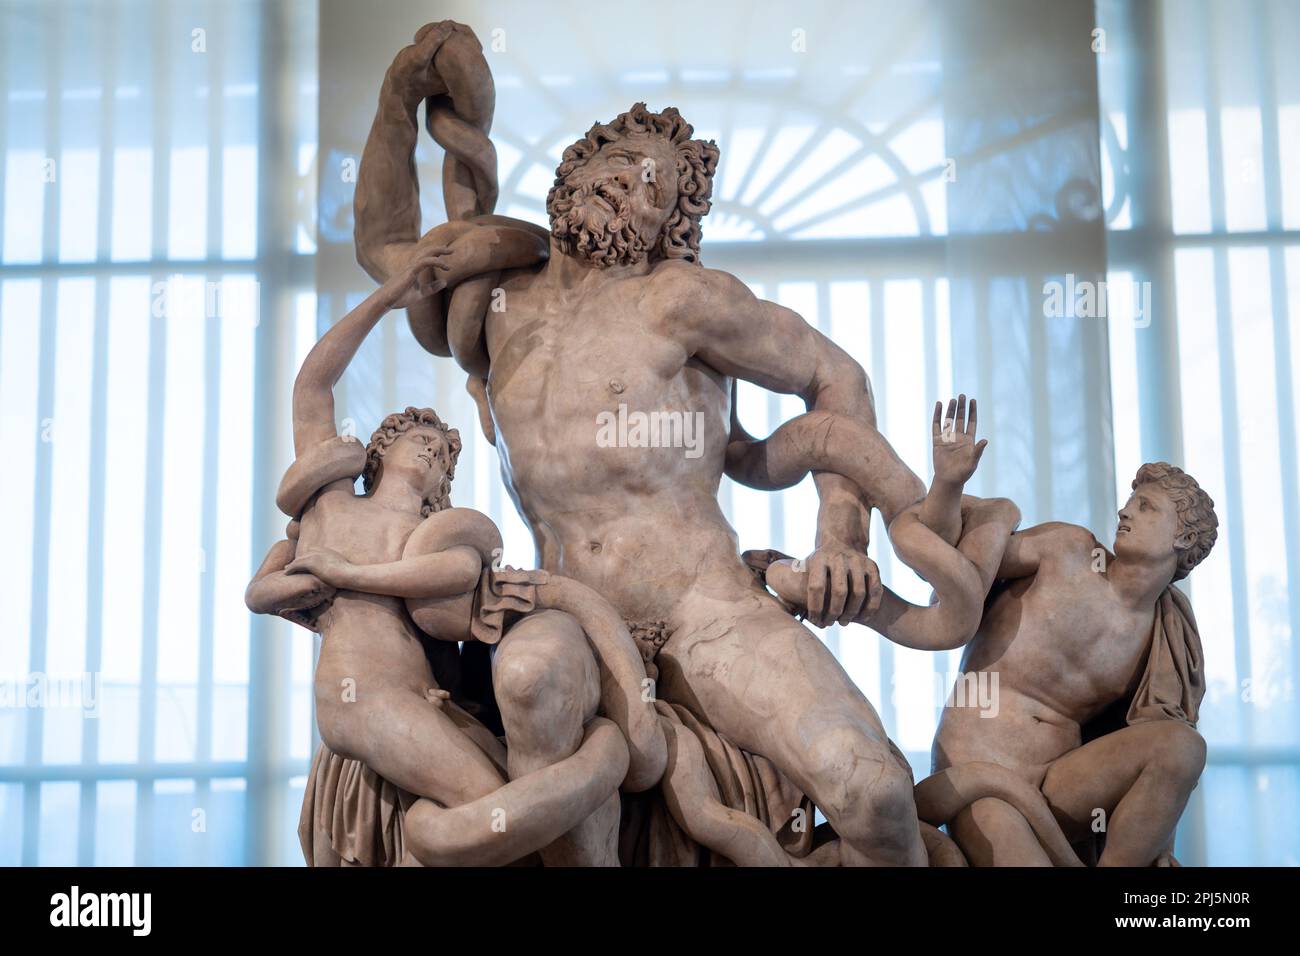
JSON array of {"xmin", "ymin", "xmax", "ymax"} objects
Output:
[
  {"xmin": 658, "ymin": 596, "xmax": 891, "ymax": 768},
  {"xmin": 1040, "ymin": 720, "xmax": 1205, "ymax": 831}
]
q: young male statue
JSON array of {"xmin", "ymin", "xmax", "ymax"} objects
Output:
[{"xmin": 922, "ymin": 462, "xmax": 1218, "ymax": 866}]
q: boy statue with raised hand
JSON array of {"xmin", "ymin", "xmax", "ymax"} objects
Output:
[
  {"xmin": 924, "ymin": 462, "xmax": 1218, "ymax": 866},
  {"xmin": 748, "ymin": 404, "xmax": 1220, "ymax": 867}
]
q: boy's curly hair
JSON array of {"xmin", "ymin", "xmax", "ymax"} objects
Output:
[
  {"xmin": 1133, "ymin": 462, "xmax": 1218, "ymax": 580},
  {"xmin": 363, "ymin": 407, "xmax": 461, "ymax": 516}
]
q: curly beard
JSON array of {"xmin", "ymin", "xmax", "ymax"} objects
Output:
[{"xmin": 547, "ymin": 178, "xmax": 650, "ymax": 268}]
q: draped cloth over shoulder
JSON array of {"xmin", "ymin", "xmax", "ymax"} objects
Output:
[
  {"xmin": 1071, "ymin": 583, "xmax": 1205, "ymax": 866},
  {"xmin": 1125, "ymin": 584, "xmax": 1205, "ymax": 728}
]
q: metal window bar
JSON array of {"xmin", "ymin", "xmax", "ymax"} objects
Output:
[
  {"xmin": 1250, "ymin": 0, "xmax": 1300, "ymax": 748},
  {"xmin": 22, "ymin": 0, "xmax": 64, "ymax": 867},
  {"xmin": 78, "ymin": 0, "xmax": 121, "ymax": 867}
]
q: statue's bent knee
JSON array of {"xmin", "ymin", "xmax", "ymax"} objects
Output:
[{"xmin": 493, "ymin": 611, "xmax": 600, "ymax": 756}]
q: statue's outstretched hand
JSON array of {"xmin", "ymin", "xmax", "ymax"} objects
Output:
[
  {"xmin": 802, "ymin": 545, "xmax": 882, "ymax": 628},
  {"xmin": 931, "ymin": 394, "xmax": 987, "ymax": 487}
]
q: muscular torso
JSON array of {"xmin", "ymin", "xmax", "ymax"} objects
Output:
[
  {"xmin": 483, "ymin": 264, "xmax": 756, "ymax": 622},
  {"xmin": 934, "ymin": 538, "xmax": 1156, "ymax": 779}
]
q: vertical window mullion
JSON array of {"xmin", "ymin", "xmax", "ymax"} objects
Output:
[
  {"xmin": 867, "ymin": 278, "xmax": 897, "ymax": 736},
  {"xmin": 79, "ymin": 0, "xmax": 121, "ymax": 867},
  {"xmin": 194, "ymin": 0, "xmax": 227, "ymax": 863},
  {"xmin": 1027, "ymin": 268, "xmax": 1053, "ymax": 522},
  {"xmin": 922, "ymin": 276, "xmax": 950, "ymax": 727},
  {"xmin": 1198, "ymin": 0, "xmax": 1254, "ymax": 760},
  {"xmin": 22, "ymin": 0, "xmax": 64, "ymax": 868},
  {"xmin": 134, "ymin": 0, "xmax": 173, "ymax": 867},
  {"xmin": 1250, "ymin": 0, "xmax": 1300, "ymax": 747},
  {"xmin": 246, "ymin": 0, "xmax": 298, "ymax": 864},
  {"xmin": 813, "ymin": 278, "xmax": 840, "ymax": 660}
]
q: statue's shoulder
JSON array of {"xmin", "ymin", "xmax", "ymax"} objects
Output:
[
  {"xmin": 647, "ymin": 260, "xmax": 744, "ymax": 314},
  {"xmin": 649, "ymin": 259, "xmax": 730, "ymax": 287},
  {"xmin": 1032, "ymin": 521, "xmax": 1104, "ymax": 568}
]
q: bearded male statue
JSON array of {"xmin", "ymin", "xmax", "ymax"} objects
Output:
[{"xmin": 352, "ymin": 21, "xmax": 942, "ymax": 865}]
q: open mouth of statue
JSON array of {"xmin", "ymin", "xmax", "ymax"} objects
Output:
[
  {"xmin": 585, "ymin": 181, "xmax": 629, "ymax": 216},
  {"xmin": 1117, "ymin": 523, "xmax": 1132, "ymax": 534}
]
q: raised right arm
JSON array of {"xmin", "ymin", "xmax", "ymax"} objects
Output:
[
  {"xmin": 292, "ymin": 251, "xmax": 445, "ymax": 455},
  {"xmin": 921, "ymin": 395, "xmax": 987, "ymax": 546}
]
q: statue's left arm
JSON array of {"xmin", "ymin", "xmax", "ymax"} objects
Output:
[
  {"xmin": 356, "ymin": 21, "xmax": 550, "ymax": 370},
  {"xmin": 285, "ymin": 545, "xmax": 483, "ymax": 600},
  {"xmin": 675, "ymin": 266, "xmax": 926, "ymax": 625}
]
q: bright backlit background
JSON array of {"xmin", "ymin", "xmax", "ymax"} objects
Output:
[{"xmin": 1, "ymin": 0, "xmax": 1296, "ymax": 866}]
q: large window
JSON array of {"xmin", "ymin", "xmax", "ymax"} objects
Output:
[
  {"xmin": 2, "ymin": 0, "xmax": 1295, "ymax": 867},
  {"xmin": 0, "ymin": 0, "xmax": 318, "ymax": 866},
  {"xmin": 1099, "ymin": 0, "xmax": 1300, "ymax": 866}
]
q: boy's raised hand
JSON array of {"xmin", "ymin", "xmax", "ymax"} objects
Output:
[{"xmin": 932, "ymin": 394, "xmax": 988, "ymax": 488}]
